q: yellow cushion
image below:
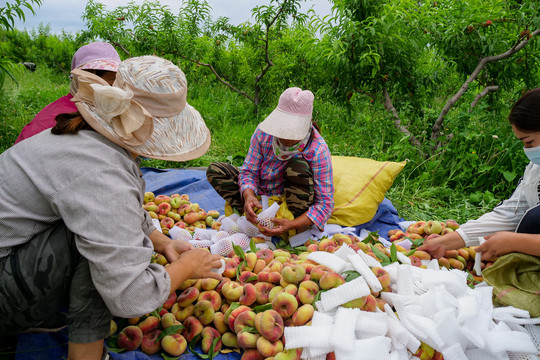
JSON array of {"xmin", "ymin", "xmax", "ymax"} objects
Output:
[{"xmin": 328, "ymin": 156, "xmax": 406, "ymax": 226}]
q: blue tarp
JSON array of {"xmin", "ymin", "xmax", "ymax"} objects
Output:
[{"xmin": 16, "ymin": 168, "xmax": 403, "ymax": 359}]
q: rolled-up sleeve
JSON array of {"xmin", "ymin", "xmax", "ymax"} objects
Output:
[
  {"xmin": 306, "ymin": 148, "xmax": 334, "ymax": 230},
  {"xmin": 53, "ymin": 166, "xmax": 170, "ymax": 318},
  {"xmin": 239, "ymin": 129, "xmax": 263, "ymax": 196}
]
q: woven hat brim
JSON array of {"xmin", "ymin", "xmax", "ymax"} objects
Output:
[
  {"xmin": 77, "ymin": 102, "xmax": 211, "ymax": 161},
  {"xmin": 258, "ymin": 107, "xmax": 311, "ymax": 140}
]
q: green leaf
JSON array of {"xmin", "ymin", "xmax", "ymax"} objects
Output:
[
  {"xmin": 233, "ymin": 244, "xmax": 245, "ymax": 260},
  {"xmin": 161, "ymin": 353, "xmax": 181, "ymax": 360},
  {"xmin": 390, "ymin": 243, "xmax": 398, "ymax": 263},
  {"xmin": 157, "ymin": 324, "xmax": 184, "ymax": 342},
  {"xmin": 406, "ymin": 249, "xmax": 416, "ymax": 257},
  {"xmin": 241, "ymin": 326, "xmax": 259, "ymax": 334},
  {"xmin": 369, "ymin": 244, "xmax": 390, "ymax": 263},
  {"xmin": 313, "ymin": 289, "xmax": 328, "ymax": 309},
  {"xmin": 252, "ymin": 303, "xmax": 273, "ymax": 313},
  {"xmin": 249, "ymin": 238, "xmax": 257, "ymax": 253},
  {"xmin": 502, "ymin": 171, "xmax": 516, "ymax": 182},
  {"xmin": 188, "ymin": 334, "xmax": 209, "ymax": 359},
  {"xmin": 236, "ymin": 261, "xmax": 245, "ymax": 280},
  {"xmin": 208, "ymin": 335, "xmax": 222, "ymax": 360},
  {"xmin": 342, "ymin": 270, "xmax": 361, "ymax": 282}
]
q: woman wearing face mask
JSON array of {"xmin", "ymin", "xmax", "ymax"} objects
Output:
[
  {"xmin": 419, "ymin": 88, "xmax": 540, "ymax": 316},
  {"xmin": 207, "ymin": 87, "xmax": 334, "ymax": 237}
]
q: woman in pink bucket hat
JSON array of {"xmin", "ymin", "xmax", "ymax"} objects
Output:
[
  {"xmin": 14, "ymin": 42, "xmax": 121, "ymax": 144},
  {"xmin": 207, "ymin": 87, "xmax": 335, "ymax": 237}
]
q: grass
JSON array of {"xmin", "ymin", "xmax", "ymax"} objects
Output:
[{"xmin": 0, "ymin": 67, "xmax": 508, "ymax": 226}]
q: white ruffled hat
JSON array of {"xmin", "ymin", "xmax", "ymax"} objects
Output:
[{"xmin": 71, "ymin": 55, "xmax": 210, "ymax": 161}]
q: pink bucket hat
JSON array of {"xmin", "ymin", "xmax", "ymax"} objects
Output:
[
  {"xmin": 258, "ymin": 87, "xmax": 314, "ymax": 140},
  {"xmin": 71, "ymin": 42, "xmax": 121, "ymax": 72}
]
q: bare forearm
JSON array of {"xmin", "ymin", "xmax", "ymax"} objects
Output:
[
  {"xmin": 509, "ymin": 233, "xmax": 540, "ymax": 256},
  {"xmin": 148, "ymin": 229, "xmax": 172, "ymax": 254},
  {"xmin": 165, "ymin": 261, "xmax": 192, "ymax": 292},
  {"xmin": 290, "ymin": 213, "xmax": 313, "ymax": 231}
]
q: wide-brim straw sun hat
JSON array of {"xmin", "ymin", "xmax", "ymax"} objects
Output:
[
  {"xmin": 258, "ymin": 87, "xmax": 314, "ymax": 141},
  {"xmin": 71, "ymin": 55, "xmax": 210, "ymax": 161}
]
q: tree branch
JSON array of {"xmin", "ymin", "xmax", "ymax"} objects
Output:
[
  {"xmin": 431, "ymin": 28, "xmax": 539, "ymax": 143},
  {"xmin": 469, "ymin": 85, "xmax": 499, "ymax": 112},
  {"xmin": 383, "ymin": 88, "xmax": 424, "ymax": 156}
]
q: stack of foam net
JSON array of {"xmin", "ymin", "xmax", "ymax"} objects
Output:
[
  {"xmin": 168, "ymin": 202, "xmax": 281, "ymax": 256},
  {"xmin": 283, "ymin": 244, "xmax": 540, "ymax": 360}
]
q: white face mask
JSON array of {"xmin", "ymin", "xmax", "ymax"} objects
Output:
[{"xmin": 524, "ymin": 145, "xmax": 540, "ymax": 166}]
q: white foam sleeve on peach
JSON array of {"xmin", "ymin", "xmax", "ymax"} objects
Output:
[
  {"xmin": 219, "ymin": 217, "xmax": 240, "ymax": 235},
  {"xmin": 356, "ymin": 249, "xmax": 382, "ymax": 268},
  {"xmin": 354, "ymin": 336, "xmax": 392, "ymax": 360},
  {"xmin": 192, "ymin": 228, "xmax": 217, "ymax": 240},
  {"xmin": 289, "ymin": 229, "xmax": 314, "ymax": 248},
  {"xmin": 209, "ymin": 237, "xmax": 233, "ymax": 256},
  {"xmin": 484, "ymin": 322, "xmax": 537, "ymax": 354},
  {"xmin": 464, "ymin": 348, "xmax": 499, "ymax": 360},
  {"xmin": 237, "ymin": 216, "xmax": 260, "ymax": 237},
  {"xmin": 311, "ymin": 311, "xmax": 335, "ymax": 327},
  {"xmin": 152, "ymin": 219, "xmax": 163, "ymax": 233},
  {"xmin": 261, "ymin": 195, "xmax": 270, "ymax": 211},
  {"xmin": 211, "ymin": 258, "xmax": 226, "ymax": 274},
  {"xmin": 395, "ymin": 265, "xmax": 414, "ymax": 296},
  {"xmin": 229, "ymin": 233, "xmax": 250, "ymax": 249},
  {"xmin": 169, "ymin": 226, "xmax": 192, "ymax": 241},
  {"xmin": 492, "ymin": 307, "xmax": 540, "ymax": 325},
  {"xmin": 433, "ymin": 308, "xmax": 469, "ymax": 351},
  {"xmin": 188, "ymin": 240, "xmax": 213, "ymax": 249},
  {"xmin": 457, "ymin": 295, "xmax": 479, "ymax": 323},
  {"xmin": 257, "ymin": 202, "xmax": 280, "ymax": 229},
  {"xmin": 347, "ymin": 253, "xmax": 383, "ymax": 292},
  {"xmin": 333, "ymin": 243, "xmax": 357, "ymax": 262},
  {"xmin": 395, "ymin": 251, "xmax": 411, "ymax": 265},
  {"xmin": 211, "ymin": 231, "xmax": 229, "ymax": 243},
  {"xmin": 283, "ymin": 325, "xmax": 332, "ymax": 350},
  {"xmin": 228, "ymin": 213, "xmax": 240, "ymax": 222},
  {"xmin": 318, "ymin": 277, "xmax": 370, "ymax": 312},
  {"xmin": 355, "ymin": 311, "xmax": 388, "ymax": 337},
  {"xmin": 329, "ymin": 308, "xmax": 360, "ymax": 352},
  {"xmin": 384, "ymin": 305, "xmax": 420, "ymax": 353},
  {"xmin": 254, "ymin": 242, "xmax": 271, "ymax": 250},
  {"xmin": 441, "ymin": 343, "xmax": 467, "ymax": 360},
  {"xmin": 306, "ymin": 251, "xmax": 348, "ymax": 273},
  {"xmin": 473, "ymin": 251, "xmax": 483, "ymax": 276},
  {"xmin": 389, "ymin": 347, "xmax": 409, "ymax": 360}
]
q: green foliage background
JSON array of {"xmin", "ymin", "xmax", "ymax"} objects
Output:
[{"xmin": 1, "ymin": 0, "xmax": 539, "ymax": 224}]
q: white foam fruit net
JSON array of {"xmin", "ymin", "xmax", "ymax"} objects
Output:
[
  {"xmin": 228, "ymin": 213, "xmax": 240, "ymax": 222},
  {"xmin": 188, "ymin": 239, "xmax": 213, "ymax": 249},
  {"xmin": 237, "ymin": 216, "xmax": 260, "ymax": 237},
  {"xmin": 220, "ymin": 217, "xmax": 240, "ymax": 235},
  {"xmin": 169, "ymin": 226, "xmax": 192, "ymax": 241},
  {"xmin": 211, "ymin": 231, "xmax": 230, "ymax": 243},
  {"xmin": 257, "ymin": 202, "xmax": 280, "ymax": 229},
  {"xmin": 210, "ymin": 237, "xmax": 234, "ymax": 256},
  {"xmin": 230, "ymin": 233, "xmax": 251, "ymax": 250},
  {"xmin": 193, "ymin": 228, "xmax": 216, "ymax": 240}
]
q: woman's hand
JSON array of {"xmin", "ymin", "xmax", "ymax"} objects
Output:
[
  {"xmin": 417, "ymin": 231, "xmax": 466, "ymax": 259},
  {"xmin": 477, "ymin": 232, "xmax": 515, "ymax": 261},
  {"xmin": 176, "ymin": 249, "xmax": 224, "ymax": 281},
  {"xmin": 243, "ymin": 190, "xmax": 262, "ymax": 224},
  {"xmin": 259, "ymin": 218, "xmax": 292, "ymax": 237},
  {"xmin": 162, "ymin": 240, "xmax": 193, "ymax": 263}
]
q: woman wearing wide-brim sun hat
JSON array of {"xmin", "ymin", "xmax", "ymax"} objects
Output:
[
  {"xmin": 207, "ymin": 87, "xmax": 335, "ymax": 237},
  {"xmin": 0, "ymin": 55, "xmax": 223, "ymax": 359}
]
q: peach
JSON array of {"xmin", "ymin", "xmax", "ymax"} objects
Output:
[
  {"xmin": 223, "ymin": 260, "xmax": 240, "ymax": 279},
  {"xmin": 274, "ymin": 348, "xmax": 303, "ymax": 360},
  {"xmin": 449, "ymin": 258, "xmax": 465, "ymax": 270},
  {"xmin": 362, "ymin": 294, "xmax": 377, "ymax": 312},
  {"xmin": 237, "ymin": 331, "xmax": 260, "ymax": 349},
  {"xmin": 222, "ymin": 281, "xmax": 243, "ymax": 301},
  {"xmin": 389, "ymin": 230, "xmax": 406, "ymax": 242},
  {"xmin": 438, "ymin": 257, "xmax": 450, "ymax": 269},
  {"xmin": 445, "ymin": 249, "xmax": 459, "ymax": 258},
  {"xmin": 117, "ymin": 325, "xmax": 143, "ymax": 351},
  {"xmin": 414, "ymin": 342, "xmax": 435, "ymax": 360},
  {"xmin": 144, "ymin": 192, "xmax": 155, "ymax": 203},
  {"xmin": 147, "ymin": 211, "xmax": 158, "ymax": 219},
  {"xmin": 445, "ymin": 219, "xmax": 459, "ymax": 230},
  {"xmin": 143, "ymin": 202, "xmax": 158, "ymax": 212},
  {"xmin": 222, "ymin": 332, "xmax": 240, "ymax": 348},
  {"xmin": 319, "ymin": 272, "xmax": 345, "ymax": 290},
  {"xmin": 161, "ymin": 333, "xmax": 187, "ymax": 356},
  {"xmin": 414, "ymin": 250, "xmax": 431, "ymax": 260},
  {"xmin": 233, "ymin": 310, "xmax": 256, "ymax": 334},
  {"xmin": 179, "ymin": 278, "xmax": 199, "ymax": 290},
  {"xmin": 184, "ymin": 212, "xmax": 200, "ymax": 225},
  {"xmin": 310, "ymin": 265, "xmax": 331, "ymax": 281},
  {"xmin": 242, "ymin": 252, "xmax": 258, "ymax": 272},
  {"xmin": 241, "ymin": 348, "xmax": 265, "ymax": 360},
  {"xmin": 257, "ymin": 248, "xmax": 274, "ymax": 264},
  {"xmin": 267, "ymin": 260, "xmax": 284, "ymax": 273},
  {"xmin": 238, "ymin": 271, "xmax": 257, "ymax": 285},
  {"xmin": 307, "ymin": 243, "xmax": 319, "ymax": 252},
  {"xmin": 300, "ymin": 261, "xmax": 316, "ymax": 274},
  {"xmin": 257, "ymin": 337, "xmax": 284, "ymax": 358},
  {"xmin": 239, "ymin": 283, "xmax": 257, "ymax": 306},
  {"xmin": 457, "ymin": 248, "xmax": 470, "ymax": 261},
  {"xmin": 215, "ymin": 278, "xmax": 231, "ymax": 295},
  {"xmin": 182, "ymin": 316, "xmax": 204, "ymax": 342},
  {"xmin": 273, "ymin": 249, "xmax": 291, "ymax": 259},
  {"xmin": 318, "ymin": 238, "xmax": 337, "ymax": 252},
  {"xmin": 138, "ymin": 315, "xmax": 160, "ymax": 334},
  {"xmin": 292, "ymin": 304, "xmax": 314, "ymax": 326},
  {"xmin": 272, "ymin": 292, "xmax": 298, "ymax": 319},
  {"xmin": 198, "ymin": 290, "xmax": 222, "ymax": 311},
  {"xmin": 257, "ymin": 271, "xmax": 281, "ymax": 284},
  {"xmin": 342, "ymin": 297, "xmax": 367, "ymax": 309},
  {"xmin": 162, "ymin": 291, "xmax": 177, "ymax": 310},
  {"xmin": 127, "ymin": 317, "xmax": 140, "ymax": 325},
  {"xmin": 201, "ymin": 278, "xmax": 220, "ymax": 291},
  {"xmin": 193, "ymin": 300, "xmax": 215, "ymax": 325},
  {"xmin": 268, "ymin": 286, "xmax": 284, "ymax": 303},
  {"xmin": 297, "ymin": 280, "xmax": 319, "ymax": 305},
  {"xmin": 376, "ymin": 298, "xmax": 387, "ymax": 311},
  {"xmin": 424, "ymin": 220, "xmax": 443, "ymax": 235},
  {"xmin": 158, "ymin": 202, "xmax": 172, "ymax": 215},
  {"xmin": 160, "ymin": 217, "xmax": 175, "ymax": 229},
  {"xmin": 213, "ymin": 311, "xmax": 228, "ymax": 334},
  {"xmin": 141, "ymin": 328, "xmax": 161, "ymax": 354},
  {"xmin": 177, "ymin": 287, "xmax": 200, "ymax": 307},
  {"xmin": 154, "ymin": 194, "xmax": 171, "ymax": 205},
  {"xmin": 407, "ymin": 221, "xmax": 426, "ymax": 235},
  {"xmin": 254, "ymin": 281, "xmax": 274, "ymax": 304},
  {"xmin": 253, "ymin": 259, "xmax": 266, "ymax": 274},
  {"xmin": 281, "ymin": 264, "xmax": 306, "ymax": 284},
  {"xmin": 201, "ymin": 326, "xmax": 222, "ymax": 354},
  {"xmin": 255, "ymin": 309, "xmax": 284, "ymax": 341},
  {"xmin": 409, "ymin": 256, "xmax": 422, "ymax": 267},
  {"xmin": 227, "ymin": 305, "xmax": 252, "ymax": 330},
  {"xmin": 282, "ymin": 284, "xmax": 298, "ymax": 296},
  {"xmin": 161, "ymin": 312, "xmax": 177, "ymax": 329},
  {"xmin": 173, "ymin": 303, "xmax": 194, "ymax": 322}
]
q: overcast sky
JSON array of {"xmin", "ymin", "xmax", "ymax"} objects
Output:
[{"xmin": 6, "ymin": 0, "xmax": 333, "ymax": 34}]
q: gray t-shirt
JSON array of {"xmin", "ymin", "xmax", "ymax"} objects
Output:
[{"xmin": 0, "ymin": 130, "xmax": 170, "ymax": 318}]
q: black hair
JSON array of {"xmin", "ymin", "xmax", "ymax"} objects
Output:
[
  {"xmin": 509, "ymin": 88, "xmax": 540, "ymax": 132},
  {"xmin": 51, "ymin": 112, "xmax": 93, "ymax": 135}
]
